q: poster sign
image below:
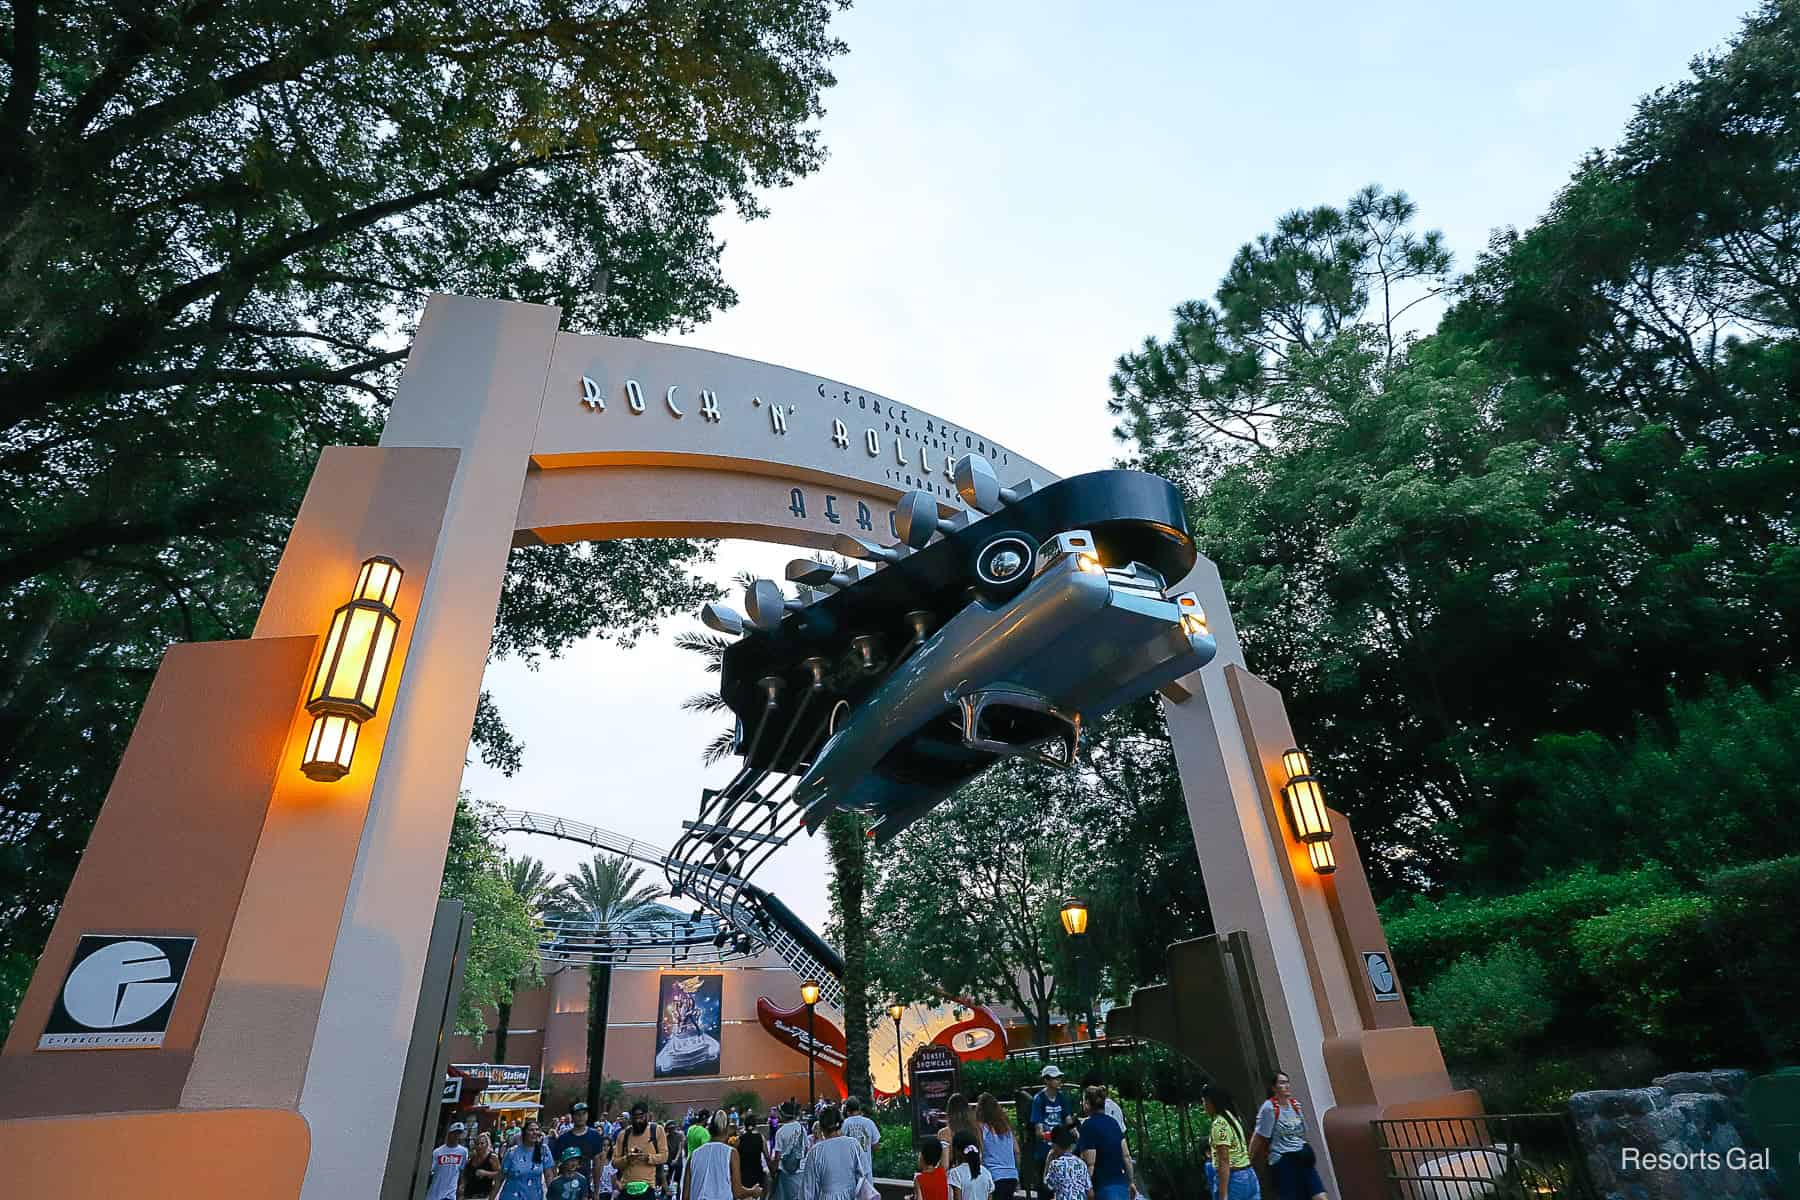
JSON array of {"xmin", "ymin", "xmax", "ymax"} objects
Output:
[
  {"xmin": 908, "ymin": 1043, "xmax": 961, "ymax": 1148},
  {"xmin": 39, "ymin": 934, "xmax": 195, "ymax": 1050},
  {"xmin": 655, "ymin": 973, "xmax": 723, "ymax": 1077},
  {"xmin": 1363, "ymin": 952, "xmax": 1401, "ymax": 1001},
  {"xmin": 451, "ymin": 1063, "xmax": 533, "ymax": 1086}
]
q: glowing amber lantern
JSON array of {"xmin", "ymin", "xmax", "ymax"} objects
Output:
[
  {"xmin": 301, "ymin": 714, "xmax": 360, "ymax": 782},
  {"xmin": 1307, "ymin": 840, "xmax": 1337, "ymax": 876},
  {"xmin": 1279, "ymin": 747, "xmax": 1333, "ymax": 844},
  {"xmin": 1059, "ymin": 897, "xmax": 1090, "ymax": 938},
  {"xmin": 300, "ymin": 556, "xmax": 403, "ymax": 781},
  {"xmin": 800, "ymin": 979, "xmax": 822, "ymax": 1007},
  {"xmin": 889, "ymin": 1002, "xmax": 906, "ymax": 1024}
]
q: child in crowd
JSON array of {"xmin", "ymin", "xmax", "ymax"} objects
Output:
[
  {"xmin": 1041, "ymin": 1126, "xmax": 1090, "ymax": 1200},
  {"xmin": 913, "ymin": 1138, "xmax": 949, "ymax": 1200},
  {"xmin": 549, "ymin": 1146, "xmax": 592, "ymax": 1200},
  {"xmin": 947, "ymin": 1131, "xmax": 995, "ymax": 1200},
  {"xmin": 596, "ymin": 1142, "xmax": 618, "ymax": 1197}
]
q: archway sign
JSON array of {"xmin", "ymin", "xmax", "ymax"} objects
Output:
[{"xmin": 0, "ymin": 297, "xmax": 1473, "ymax": 1200}]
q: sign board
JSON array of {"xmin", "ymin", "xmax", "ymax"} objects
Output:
[
  {"xmin": 908, "ymin": 1043, "xmax": 961, "ymax": 1149},
  {"xmin": 756, "ymin": 996, "xmax": 849, "ymax": 1099},
  {"xmin": 1363, "ymin": 951, "xmax": 1401, "ymax": 1002},
  {"xmin": 39, "ymin": 934, "xmax": 196, "ymax": 1050},
  {"xmin": 655, "ymin": 974, "xmax": 723, "ymax": 1078},
  {"xmin": 450, "ymin": 1063, "xmax": 532, "ymax": 1087},
  {"xmin": 441, "ymin": 1075, "xmax": 462, "ymax": 1104}
]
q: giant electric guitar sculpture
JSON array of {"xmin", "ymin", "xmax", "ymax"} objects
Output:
[{"xmin": 665, "ymin": 457, "xmax": 1218, "ymax": 1010}]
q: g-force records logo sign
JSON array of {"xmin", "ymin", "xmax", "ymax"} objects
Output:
[
  {"xmin": 39, "ymin": 934, "xmax": 195, "ymax": 1049},
  {"xmin": 1363, "ymin": 951, "xmax": 1400, "ymax": 1002}
]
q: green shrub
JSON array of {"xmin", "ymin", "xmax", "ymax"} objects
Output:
[
  {"xmin": 1557, "ymin": 856, "xmax": 1798, "ymax": 1068},
  {"xmin": 1384, "ymin": 865, "xmax": 1680, "ymax": 994},
  {"xmin": 1450, "ymin": 1045, "xmax": 1660, "ymax": 1113},
  {"xmin": 717, "ymin": 1087, "xmax": 763, "ymax": 1115},
  {"xmin": 1412, "ymin": 942, "xmax": 1555, "ymax": 1062},
  {"xmin": 958, "ymin": 1044, "xmax": 1210, "ymax": 1107},
  {"xmin": 1573, "ymin": 894, "xmax": 1714, "ymax": 1049},
  {"xmin": 872, "ymin": 1119, "xmax": 915, "ymax": 1178},
  {"xmin": 959, "ymin": 1055, "xmax": 1068, "ymax": 1099},
  {"xmin": 1704, "ymin": 855, "xmax": 1800, "ymax": 1062}
]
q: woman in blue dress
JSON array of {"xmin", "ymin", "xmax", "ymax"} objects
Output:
[{"xmin": 499, "ymin": 1118, "xmax": 554, "ymax": 1200}]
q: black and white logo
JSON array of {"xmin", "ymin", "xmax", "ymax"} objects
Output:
[
  {"xmin": 40, "ymin": 934, "xmax": 195, "ymax": 1049},
  {"xmin": 1363, "ymin": 951, "xmax": 1400, "ymax": 1002}
]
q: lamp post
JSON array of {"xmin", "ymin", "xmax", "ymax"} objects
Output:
[
  {"xmin": 1059, "ymin": 898, "xmax": 1096, "ymax": 1042},
  {"xmin": 889, "ymin": 1002, "xmax": 906, "ymax": 1095},
  {"xmin": 800, "ymin": 979, "xmax": 821, "ymax": 1112}
]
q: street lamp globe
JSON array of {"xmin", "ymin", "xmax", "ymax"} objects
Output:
[
  {"xmin": 1059, "ymin": 897, "xmax": 1089, "ymax": 938},
  {"xmin": 800, "ymin": 980, "xmax": 821, "ymax": 1007}
]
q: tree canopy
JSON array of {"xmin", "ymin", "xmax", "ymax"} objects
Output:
[
  {"xmin": 441, "ymin": 794, "xmax": 541, "ymax": 1036},
  {"xmin": 0, "ymin": 0, "xmax": 848, "ymax": 1035},
  {"xmin": 1109, "ymin": 0, "xmax": 1800, "ymax": 895}
]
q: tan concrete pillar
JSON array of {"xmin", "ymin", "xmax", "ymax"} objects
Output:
[
  {"xmin": 293, "ymin": 297, "xmax": 561, "ymax": 1200},
  {"xmin": 1159, "ymin": 554, "xmax": 1343, "ymax": 1199}
]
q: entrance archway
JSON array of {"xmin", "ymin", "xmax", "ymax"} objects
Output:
[{"xmin": 0, "ymin": 295, "xmax": 1473, "ymax": 1200}]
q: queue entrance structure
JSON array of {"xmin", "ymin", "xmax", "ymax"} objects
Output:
[{"xmin": 0, "ymin": 296, "xmax": 1477, "ymax": 1199}]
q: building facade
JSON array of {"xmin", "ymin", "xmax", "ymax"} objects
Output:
[{"xmin": 450, "ymin": 947, "xmax": 828, "ymax": 1116}]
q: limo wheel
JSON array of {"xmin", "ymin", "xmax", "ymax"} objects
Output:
[{"xmin": 969, "ymin": 530, "xmax": 1036, "ymax": 603}]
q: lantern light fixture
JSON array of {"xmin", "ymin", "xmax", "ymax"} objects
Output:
[
  {"xmin": 1059, "ymin": 897, "xmax": 1090, "ymax": 938},
  {"xmin": 889, "ymin": 1002, "xmax": 906, "ymax": 1024},
  {"xmin": 300, "ymin": 556, "xmax": 404, "ymax": 782},
  {"xmin": 300, "ymin": 714, "xmax": 359, "ymax": 783},
  {"xmin": 1307, "ymin": 840, "xmax": 1337, "ymax": 876},
  {"xmin": 1279, "ymin": 747, "xmax": 1333, "ymax": 844},
  {"xmin": 800, "ymin": 979, "xmax": 822, "ymax": 1007}
]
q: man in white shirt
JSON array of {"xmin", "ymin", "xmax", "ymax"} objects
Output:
[
  {"xmin": 840, "ymin": 1097, "xmax": 881, "ymax": 1172},
  {"xmin": 770, "ymin": 1100, "xmax": 809, "ymax": 1200},
  {"xmin": 426, "ymin": 1122, "xmax": 469, "ymax": 1200}
]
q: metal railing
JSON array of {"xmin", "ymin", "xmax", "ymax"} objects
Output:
[
  {"xmin": 1373, "ymin": 1113, "xmax": 1597, "ymax": 1200},
  {"xmin": 1004, "ymin": 1036, "xmax": 1144, "ymax": 1061}
]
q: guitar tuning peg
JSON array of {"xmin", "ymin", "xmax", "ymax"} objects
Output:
[{"xmin": 700, "ymin": 602, "xmax": 745, "ymax": 636}]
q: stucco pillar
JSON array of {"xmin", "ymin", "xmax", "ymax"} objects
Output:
[
  {"xmin": 1160, "ymin": 554, "xmax": 1342, "ymax": 1199},
  {"xmin": 290, "ymin": 296, "xmax": 562, "ymax": 1200}
]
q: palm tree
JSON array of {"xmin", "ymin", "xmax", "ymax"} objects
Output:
[
  {"xmin": 674, "ymin": 629, "xmax": 740, "ymax": 765},
  {"xmin": 493, "ymin": 855, "xmax": 557, "ymax": 1064},
  {"xmin": 548, "ymin": 853, "xmax": 666, "ymax": 1113},
  {"xmin": 677, "ymin": 615, "xmax": 873, "ymax": 1100}
]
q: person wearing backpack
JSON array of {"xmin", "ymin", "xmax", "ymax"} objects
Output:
[
  {"xmin": 770, "ymin": 1100, "xmax": 808, "ymax": 1200},
  {"xmin": 611, "ymin": 1101, "xmax": 668, "ymax": 1199}
]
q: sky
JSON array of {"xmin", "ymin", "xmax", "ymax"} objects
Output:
[{"xmin": 466, "ymin": 0, "xmax": 1752, "ymax": 933}]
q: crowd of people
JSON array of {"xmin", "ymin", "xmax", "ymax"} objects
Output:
[
  {"xmin": 424, "ymin": 1095, "xmax": 881, "ymax": 1200},
  {"xmin": 423, "ymin": 1060, "xmax": 1327, "ymax": 1200},
  {"xmin": 915, "ymin": 1061, "xmax": 1328, "ymax": 1200}
]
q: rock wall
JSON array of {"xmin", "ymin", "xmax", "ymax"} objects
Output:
[{"xmin": 1569, "ymin": 1069, "xmax": 1783, "ymax": 1200}]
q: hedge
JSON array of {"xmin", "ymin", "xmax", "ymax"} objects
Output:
[
  {"xmin": 1383, "ymin": 863, "xmax": 1681, "ymax": 997},
  {"xmin": 1387, "ymin": 856, "xmax": 1797, "ymax": 1069},
  {"xmin": 956, "ymin": 1044, "xmax": 1209, "ymax": 1105},
  {"xmin": 1572, "ymin": 894, "xmax": 1718, "ymax": 1050},
  {"xmin": 1704, "ymin": 855, "xmax": 1800, "ymax": 1061}
]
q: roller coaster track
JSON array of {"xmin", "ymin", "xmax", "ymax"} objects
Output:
[{"xmin": 494, "ymin": 808, "xmax": 844, "ymax": 1006}]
